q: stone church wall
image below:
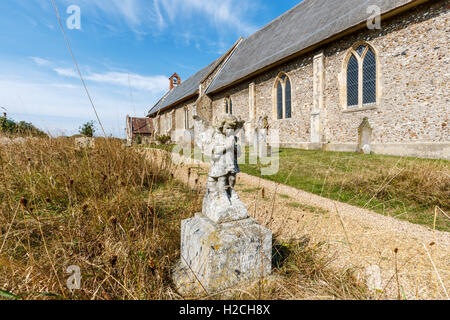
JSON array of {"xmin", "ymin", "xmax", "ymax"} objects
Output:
[
  {"xmin": 207, "ymin": 0, "xmax": 449, "ymax": 159},
  {"xmin": 152, "ymin": 1, "xmax": 448, "ymax": 159}
]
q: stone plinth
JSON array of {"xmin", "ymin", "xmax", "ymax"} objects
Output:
[
  {"xmin": 202, "ymin": 191, "xmax": 248, "ymax": 224},
  {"xmin": 172, "ymin": 214, "xmax": 272, "ymax": 296}
]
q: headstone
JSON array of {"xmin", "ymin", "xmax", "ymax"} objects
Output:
[
  {"xmin": 253, "ymin": 116, "xmax": 269, "ymax": 159},
  {"xmin": 75, "ymin": 136, "xmax": 95, "ymax": 150},
  {"xmin": 182, "ymin": 129, "xmax": 194, "ymax": 148},
  {"xmin": 173, "ymin": 114, "xmax": 272, "ymax": 296},
  {"xmin": 358, "ymin": 117, "xmax": 373, "ymax": 153},
  {"xmin": 362, "ymin": 144, "xmax": 371, "ymax": 155}
]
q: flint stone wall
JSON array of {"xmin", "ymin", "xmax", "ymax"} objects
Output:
[
  {"xmin": 208, "ymin": 1, "xmax": 449, "ymax": 158},
  {"xmin": 152, "ymin": 1, "xmax": 449, "ymax": 159}
]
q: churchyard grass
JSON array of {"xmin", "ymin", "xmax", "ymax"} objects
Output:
[
  {"xmin": 239, "ymin": 148, "xmax": 450, "ymax": 232},
  {"xmin": 0, "ymin": 137, "xmax": 368, "ymax": 300},
  {"xmin": 145, "ymin": 144, "xmax": 449, "ymax": 232}
]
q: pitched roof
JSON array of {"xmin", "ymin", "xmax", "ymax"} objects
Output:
[
  {"xmin": 148, "ymin": 59, "xmax": 219, "ymax": 116},
  {"xmin": 131, "ymin": 118, "xmax": 152, "ymax": 134},
  {"xmin": 206, "ymin": 0, "xmax": 418, "ymax": 93}
]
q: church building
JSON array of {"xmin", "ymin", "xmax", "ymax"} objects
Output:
[{"xmin": 148, "ymin": 0, "xmax": 449, "ymax": 159}]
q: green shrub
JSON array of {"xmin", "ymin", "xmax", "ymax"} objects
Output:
[
  {"xmin": 0, "ymin": 115, "xmax": 47, "ymax": 137},
  {"xmin": 156, "ymin": 135, "xmax": 171, "ymax": 145},
  {"xmin": 79, "ymin": 121, "xmax": 96, "ymax": 137}
]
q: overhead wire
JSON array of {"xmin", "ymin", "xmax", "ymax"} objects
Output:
[{"xmin": 50, "ymin": 0, "xmax": 107, "ymax": 137}]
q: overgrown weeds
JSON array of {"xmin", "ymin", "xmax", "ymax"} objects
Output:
[
  {"xmin": 0, "ymin": 137, "xmax": 200, "ymax": 299},
  {"xmin": 0, "ymin": 138, "xmax": 368, "ymax": 300}
]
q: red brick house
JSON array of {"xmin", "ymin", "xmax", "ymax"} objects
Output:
[{"xmin": 126, "ymin": 115, "xmax": 153, "ymax": 145}]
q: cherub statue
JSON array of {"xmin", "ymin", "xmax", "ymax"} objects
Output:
[
  {"xmin": 209, "ymin": 114, "xmax": 245, "ymax": 193},
  {"xmin": 193, "ymin": 114, "xmax": 247, "ymax": 223}
]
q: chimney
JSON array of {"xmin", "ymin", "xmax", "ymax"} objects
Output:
[{"xmin": 169, "ymin": 73, "xmax": 181, "ymax": 90}]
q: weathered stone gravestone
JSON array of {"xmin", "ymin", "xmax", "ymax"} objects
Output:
[
  {"xmin": 74, "ymin": 135, "xmax": 95, "ymax": 150},
  {"xmin": 173, "ymin": 114, "xmax": 272, "ymax": 296},
  {"xmin": 253, "ymin": 116, "xmax": 269, "ymax": 159},
  {"xmin": 358, "ymin": 117, "xmax": 372, "ymax": 154}
]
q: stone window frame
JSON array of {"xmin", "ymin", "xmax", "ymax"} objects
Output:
[
  {"xmin": 248, "ymin": 82, "xmax": 256, "ymax": 121},
  {"xmin": 184, "ymin": 108, "xmax": 189, "ymax": 129},
  {"xmin": 272, "ymin": 72, "xmax": 293, "ymax": 120},
  {"xmin": 165, "ymin": 111, "xmax": 174, "ymax": 134},
  {"xmin": 224, "ymin": 96, "xmax": 233, "ymax": 115},
  {"xmin": 340, "ymin": 41, "xmax": 381, "ymax": 113}
]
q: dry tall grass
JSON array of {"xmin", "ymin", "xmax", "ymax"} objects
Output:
[
  {"xmin": 0, "ymin": 137, "xmax": 368, "ymax": 300},
  {"xmin": 240, "ymin": 148, "xmax": 450, "ymax": 231}
]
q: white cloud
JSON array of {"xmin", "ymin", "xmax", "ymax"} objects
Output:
[
  {"xmin": 36, "ymin": 63, "xmax": 168, "ymax": 94},
  {"xmin": 0, "ymin": 57, "xmax": 169, "ymax": 137},
  {"xmin": 49, "ymin": 83, "xmax": 80, "ymax": 89},
  {"xmin": 58, "ymin": 0, "xmax": 146, "ymax": 33},
  {"xmin": 85, "ymin": 72, "xmax": 168, "ymax": 93},
  {"xmin": 156, "ymin": 0, "xmax": 258, "ymax": 35},
  {"xmin": 58, "ymin": 0, "xmax": 259, "ymax": 37},
  {"xmin": 53, "ymin": 67, "xmax": 168, "ymax": 93},
  {"xmin": 54, "ymin": 68, "xmax": 78, "ymax": 77},
  {"xmin": 0, "ymin": 75, "xmax": 161, "ymax": 137},
  {"xmin": 30, "ymin": 57, "xmax": 52, "ymax": 66}
]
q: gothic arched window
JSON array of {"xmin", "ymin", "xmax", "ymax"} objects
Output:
[
  {"xmin": 274, "ymin": 73, "xmax": 293, "ymax": 119},
  {"xmin": 345, "ymin": 43, "xmax": 378, "ymax": 109},
  {"xmin": 347, "ymin": 54, "xmax": 359, "ymax": 107},
  {"xmin": 225, "ymin": 96, "xmax": 233, "ymax": 114},
  {"xmin": 277, "ymin": 81, "xmax": 283, "ymax": 119},
  {"xmin": 285, "ymin": 78, "xmax": 292, "ymax": 118},
  {"xmin": 185, "ymin": 108, "xmax": 189, "ymax": 129},
  {"xmin": 363, "ymin": 48, "xmax": 377, "ymax": 105}
]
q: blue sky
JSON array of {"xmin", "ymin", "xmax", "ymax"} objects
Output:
[{"xmin": 0, "ymin": 0, "xmax": 301, "ymax": 137}]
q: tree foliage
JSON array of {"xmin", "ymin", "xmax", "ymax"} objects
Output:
[
  {"xmin": 79, "ymin": 121, "xmax": 96, "ymax": 137},
  {"xmin": 0, "ymin": 115, "xmax": 47, "ymax": 137}
]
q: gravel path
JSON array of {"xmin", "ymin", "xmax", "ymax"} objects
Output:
[{"xmin": 144, "ymin": 149, "xmax": 450, "ymax": 300}]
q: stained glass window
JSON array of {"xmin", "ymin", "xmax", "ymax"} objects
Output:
[
  {"xmin": 347, "ymin": 54, "xmax": 359, "ymax": 107},
  {"xmin": 285, "ymin": 78, "xmax": 292, "ymax": 119},
  {"xmin": 356, "ymin": 45, "xmax": 366, "ymax": 56},
  {"xmin": 277, "ymin": 81, "xmax": 283, "ymax": 119},
  {"xmin": 363, "ymin": 49, "xmax": 376, "ymax": 105}
]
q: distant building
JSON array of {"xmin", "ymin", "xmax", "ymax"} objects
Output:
[
  {"xmin": 126, "ymin": 116, "xmax": 153, "ymax": 145},
  {"xmin": 148, "ymin": 0, "xmax": 449, "ymax": 160}
]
